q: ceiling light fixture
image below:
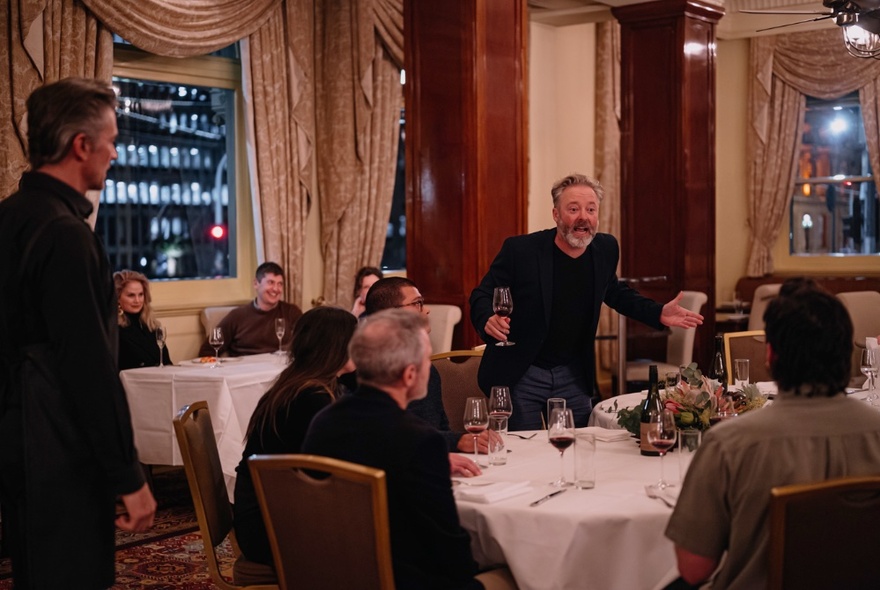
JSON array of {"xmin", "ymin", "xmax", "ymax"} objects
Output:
[{"xmin": 843, "ymin": 23, "xmax": 880, "ymax": 59}]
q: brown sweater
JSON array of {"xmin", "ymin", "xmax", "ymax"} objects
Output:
[{"xmin": 199, "ymin": 300, "xmax": 303, "ymax": 356}]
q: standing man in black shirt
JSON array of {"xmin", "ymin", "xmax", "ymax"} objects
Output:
[
  {"xmin": 470, "ymin": 173, "xmax": 703, "ymax": 430},
  {"xmin": 0, "ymin": 78, "xmax": 156, "ymax": 588}
]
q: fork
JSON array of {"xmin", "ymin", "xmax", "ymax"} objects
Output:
[
  {"xmin": 452, "ymin": 479, "xmax": 495, "ymax": 487},
  {"xmin": 644, "ymin": 485, "xmax": 675, "ymax": 508},
  {"xmin": 507, "ymin": 432, "xmax": 537, "ymax": 440}
]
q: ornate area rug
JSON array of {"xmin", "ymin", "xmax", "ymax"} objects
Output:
[{"xmin": 0, "ymin": 467, "xmax": 237, "ymax": 589}]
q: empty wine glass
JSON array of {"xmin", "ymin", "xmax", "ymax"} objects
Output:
[
  {"xmin": 488, "ymin": 386, "xmax": 513, "ymax": 435},
  {"xmin": 647, "ymin": 409, "xmax": 678, "ymax": 490},
  {"xmin": 861, "ymin": 348, "xmax": 878, "ymax": 401},
  {"xmin": 209, "ymin": 327, "xmax": 224, "ymax": 366},
  {"xmin": 155, "ymin": 325, "xmax": 167, "ymax": 368},
  {"xmin": 274, "ymin": 318, "xmax": 285, "ymax": 356},
  {"xmin": 547, "ymin": 408, "xmax": 575, "ymax": 487},
  {"xmin": 492, "ymin": 287, "xmax": 515, "ymax": 346},
  {"xmin": 463, "ymin": 397, "xmax": 489, "ymax": 465}
]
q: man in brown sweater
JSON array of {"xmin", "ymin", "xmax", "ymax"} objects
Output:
[{"xmin": 199, "ymin": 262, "xmax": 303, "ymax": 356}]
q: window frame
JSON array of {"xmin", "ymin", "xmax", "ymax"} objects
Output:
[{"xmin": 111, "ymin": 47, "xmax": 257, "ymax": 311}]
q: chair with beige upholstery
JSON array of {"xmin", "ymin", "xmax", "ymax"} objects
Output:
[
  {"xmin": 623, "ymin": 291, "xmax": 708, "ymax": 386},
  {"xmin": 172, "ymin": 401, "xmax": 278, "ymax": 590},
  {"xmin": 747, "ymin": 283, "xmax": 781, "ymax": 331},
  {"xmin": 247, "ymin": 454, "xmax": 395, "ymax": 590},
  {"xmin": 201, "ymin": 305, "xmax": 239, "ymax": 338},
  {"xmin": 836, "ymin": 291, "xmax": 880, "ymax": 383},
  {"xmin": 427, "ymin": 304, "xmax": 463, "ymax": 354},
  {"xmin": 723, "ymin": 330, "xmax": 771, "ymax": 385},
  {"xmin": 431, "ymin": 350, "xmax": 485, "ymax": 432},
  {"xmin": 768, "ymin": 476, "xmax": 880, "ymax": 590}
]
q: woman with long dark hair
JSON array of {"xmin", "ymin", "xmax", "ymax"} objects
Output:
[{"xmin": 233, "ymin": 306, "xmax": 357, "ymax": 568}]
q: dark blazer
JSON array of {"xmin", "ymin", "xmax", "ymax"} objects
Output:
[
  {"xmin": 469, "ymin": 229, "xmax": 663, "ymax": 393},
  {"xmin": 302, "ymin": 386, "xmax": 482, "ymax": 590}
]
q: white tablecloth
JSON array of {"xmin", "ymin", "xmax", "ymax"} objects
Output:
[
  {"xmin": 455, "ymin": 430, "xmax": 680, "ymax": 590},
  {"xmin": 588, "ymin": 392, "xmax": 645, "ymax": 429},
  {"xmin": 121, "ymin": 353, "xmax": 285, "ymax": 494}
]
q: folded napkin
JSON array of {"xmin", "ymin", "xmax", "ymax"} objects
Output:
[
  {"xmin": 456, "ymin": 481, "xmax": 532, "ymax": 504},
  {"xmin": 576, "ymin": 426, "xmax": 632, "ymax": 443},
  {"xmin": 755, "ymin": 382, "xmax": 777, "ymax": 396}
]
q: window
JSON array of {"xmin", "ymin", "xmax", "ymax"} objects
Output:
[
  {"xmin": 791, "ymin": 93, "xmax": 878, "ymax": 256},
  {"xmin": 381, "ymin": 107, "xmax": 406, "ymax": 270},
  {"xmin": 99, "ymin": 41, "xmax": 242, "ymax": 280}
]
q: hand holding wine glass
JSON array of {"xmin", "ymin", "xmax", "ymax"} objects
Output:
[
  {"xmin": 155, "ymin": 325, "xmax": 167, "ymax": 368},
  {"xmin": 492, "ymin": 287, "xmax": 515, "ymax": 346},
  {"xmin": 463, "ymin": 397, "xmax": 489, "ymax": 465},
  {"xmin": 208, "ymin": 327, "xmax": 224, "ymax": 365},
  {"xmin": 547, "ymin": 408, "xmax": 575, "ymax": 487},
  {"xmin": 274, "ymin": 318, "xmax": 285, "ymax": 356},
  {"xmin": 646, "ymin": 409, "xmax": 677, "ymax": 490}
]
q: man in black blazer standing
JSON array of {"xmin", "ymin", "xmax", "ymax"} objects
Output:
[{"xmin": 470, "ymin": 173, "xmax": 703, "ymax": 430}]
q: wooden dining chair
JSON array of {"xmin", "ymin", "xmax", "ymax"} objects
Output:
[
  {"xmin": 172, "ymin": 401, "xmax": 278, "ymax": 590},
  {"xmin": 723, "ymin": 330, "xmax": 771, "ymax": 385},
  {"xmin": 430, "ymin": 350, "xmax": 485, "ymax": 432},
  {"xmin": 768, "ymin": 475, "xmax": 880, "ymax": 589},
  {"xmin": 248, "ymin": 454, "xmax": 395, "ymax": 590}
]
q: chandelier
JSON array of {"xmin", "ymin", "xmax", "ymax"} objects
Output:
[{"xmin": 843, "ymin": 20, "xmax": 880, "ymax": 59}]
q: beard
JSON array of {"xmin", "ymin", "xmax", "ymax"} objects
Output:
[{"xmin": 558, "ymin": 220, "xmax": 596, "ymax": 249}]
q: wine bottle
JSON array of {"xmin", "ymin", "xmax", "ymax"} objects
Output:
[
  {"xmin": 640, "ymin": 364, "xmax": 663, "ymax": 456},
  {"xmin": 709, "ymin": 334, "xmax": 728, "ymax": 396}
]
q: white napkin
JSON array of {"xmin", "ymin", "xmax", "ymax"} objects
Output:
[
  {"xmin": 456, "ymin": 481, "xmax": 532, "ymax": 504},
  {"xmin": 577, "ymin": 426, "xmax": 632, "ymax": 442},
  {"xmin": 756, "ymin": 381, "xmax": 777, "ymax": 396}
]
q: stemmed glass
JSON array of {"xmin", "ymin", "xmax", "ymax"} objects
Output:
[
  {"xmin": 861, "ymin": 348, "xmax": 878, "ymax": 402},
  {"xmin": 492, "ymin": 287, "xmax": 515, "ymax": 346},
  {"xmin": 463, "ymin": 397, "xmax": 489, "ymax": 466},
  {"xmin": 155, "ymin": 325, "xmax": 167, "ymax": 368},
  {"xmin": 547, "ymin": 408, "xmax": 575, "ymax": 487},
  {"xmin": 208, "ymin": 327, "xmax": 224, "ymax": 367},
  {"xmin": 274, "ymin": 318, "xmax": 286, "ymax": 356},
  {"xmin": 647, "ymin": 409, "xmax": 678, "ymax": 490},
  {"xmin": 488, "ymin": 386, "xmax": 513, "ymax": 435}
]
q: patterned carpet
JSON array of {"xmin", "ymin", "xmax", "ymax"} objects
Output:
[{"xmin": 0, "ymin": 467, "xmax": 237, "ymax": 589}]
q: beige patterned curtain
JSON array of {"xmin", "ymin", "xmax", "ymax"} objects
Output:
[
  {"xmin": 746, "ymin": 28, "xmax": 880, "ymax": 276},
  {"xmin": 1, "ymin": 0, "xmax": 113, "ymax": 199},
  {"xmin": 315, "ymin": 0, "xmax": 403, "ymax": 308},
  {"xmin": 595, "ymin": 20, "xmax": 622, "ymax": 375}
]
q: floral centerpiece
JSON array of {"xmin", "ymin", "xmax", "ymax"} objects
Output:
[{"xmin": 615, "ymin": 363, "xmax": 767, "ymax": 436}]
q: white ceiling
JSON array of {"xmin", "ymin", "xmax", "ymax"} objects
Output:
[{"xmin": 527, "ymin": 0, "xmax": 836, "ymax": 39}]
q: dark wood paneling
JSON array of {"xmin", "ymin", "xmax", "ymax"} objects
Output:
[
  {"xmin": 614, "ymin": 0, "xmax": 723, "ymax": 369},
  {"xmin": 405, "ymin": 0, "xmax": 527, "ymax": 349}
]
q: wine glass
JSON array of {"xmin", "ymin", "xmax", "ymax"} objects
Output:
[
  {"xmin": 274, "ymin": 318, "xmax": 285, "ymax": 356},
  {"xmin": 547, "ymin": 408, "xmax": 575, "ymax": 487},
  {"xmin": 463, "ymin": 397, "xmax": 489, "ymax": 465},
  {"xmin": 492, "ymin": 287, "xmax": 515, "ymax": 346},
  {"xmin": 208, "ymin": 327, "xmax": 224, "ymax": 364},
  {"xmin": 646, "ymin": 409, "xmax": 678, "ymax": 490},
  {"xmin": 861, "ymin": 348, "xmax": 878, "ymax": 401},
  {"xmin": 488, "ymin": 386, "xmax": 513, "ymax": 435},
  {"xmin": 664, "ymin": 371, "xmax": 679, "ymax": 394},
  {"xmin": 155, "ymin": 325, "xmax": 167, "ymax": 368}
]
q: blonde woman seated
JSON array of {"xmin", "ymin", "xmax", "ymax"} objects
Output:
[{"xmin": 114, "ymin": 270, "xmax": 171, "ymax": 370}]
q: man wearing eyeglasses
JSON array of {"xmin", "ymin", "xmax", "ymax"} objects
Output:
[{"xmin": 364, "ymin": 277, "xmax": 495, "ymax": 476}]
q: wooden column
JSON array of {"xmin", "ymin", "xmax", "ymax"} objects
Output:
[
  {"xmin": 613, "ymin": 0, "xmax": 723, "ymax": 370},
  {"xmin": 404, "ymin": 0, "xmax": 528, "ymax": 349}
]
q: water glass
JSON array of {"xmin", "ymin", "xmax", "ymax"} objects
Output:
[
  {"xmin": 488, "ymin": 416, "xmax": 507, "ymax": 466},
  {"xmin": 574, "ymin": 432, "xmax": 596, "ymax": 489},
  {"xmin": 734, "ymin": 358, "xmax": 750, "ymax": 389},
  {"xmin": 678, "ymin": 429, "xmax": 701, "ymax": 484}
]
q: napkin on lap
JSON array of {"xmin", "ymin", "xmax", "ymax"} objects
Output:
[
  {"xmin": 577, "ymin": 426, "xmax": 632, "ymax": 442},
  {"xmin": 456, "ymin": 481, "xmax": 532, "ymax": 504}
]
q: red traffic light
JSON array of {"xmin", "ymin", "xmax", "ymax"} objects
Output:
[{"xmin": 209, "ymin": 224, "xmax": 226, "ymax": 240}]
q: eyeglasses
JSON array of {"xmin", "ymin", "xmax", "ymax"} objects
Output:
[{"xmin": 396, "ymin": 299, "xmax": 425, "ymax": 311}]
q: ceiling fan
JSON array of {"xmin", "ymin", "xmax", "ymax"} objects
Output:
[{"xmin": 741, "ymin": 0, "xmax": 880, "ymax": 58}]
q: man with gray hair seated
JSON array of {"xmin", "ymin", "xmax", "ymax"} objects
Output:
[{"xmin": 302, "ymin": 309, "xmax": 515, "ymax": 590}]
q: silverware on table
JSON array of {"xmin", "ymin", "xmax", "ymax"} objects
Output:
[{"xmin": 507, "ymin": 432, "xmax": 537, "ymax": 440}]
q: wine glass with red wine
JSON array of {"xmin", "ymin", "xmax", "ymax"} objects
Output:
[
  {"xmin": 463, "ymin": 397, "xmax": 489, "ymax": 465},
  {"xmin": 492, "ymin": 287, "xmax": 515, "ymax": 346},
  {"xmin": 547, "ymin": 408, "xmax": 575, "ymax": 487},
  {"xmin": 646, "ymin": 409, "xmax": 678, "ymax": 489}
]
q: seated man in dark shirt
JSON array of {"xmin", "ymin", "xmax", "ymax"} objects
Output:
[{"xmin": 302, "ymin": 310, "xmax": 513, "ymax": 590}]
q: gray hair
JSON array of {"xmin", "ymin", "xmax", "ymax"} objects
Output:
[
  {"xmin": 26, "ymin": 77, "xmax": 118, "ymax": 170},
  {"xmin": 550, "ymin": 173, "xmax": 605, "ymax": 206},
  {"xmin": 350, "ymin": 309, "xmax": 430, "ymax": 387}
]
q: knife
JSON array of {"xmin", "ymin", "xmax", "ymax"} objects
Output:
[{"xmin": 529, "ymin": 488, "xmax": 567, "ymax": 507}]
